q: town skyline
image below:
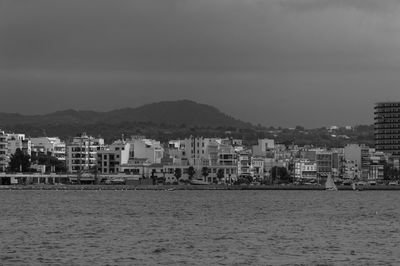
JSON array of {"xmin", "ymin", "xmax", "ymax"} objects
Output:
[
  {"xmin": 0, "ymin": 99, "xmax": 375, "ymax": 129},
  {"xmin": 2, "ymin": 2, "xmax": 400, "ymax": 264}
]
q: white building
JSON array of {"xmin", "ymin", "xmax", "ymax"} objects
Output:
[
  {"xmin": 294, "ymin": 159, "xmax": 317, "ymax": 180},
  {"xmin": 181, "ymin": 137, "xmax": 218, "ymax": 166},
  {"xmin": 31, "ymin": 137, "xmax": 66, "ymax": 161},
  {"xmin": 66, "ymin": 133, "xmax": 105, "ymax": 173},
  {"xmin": 97, "ymin": 141, "xmax": 130, "ymax": 174},
  {"xmin": 252, "ymin": 139, "xmax": 275, "ymax": 157},
  {"xmin": 343, "ymin": 144, "xmax": 370, "ymax": 180},
  {"xmin": 7, "ymin": 134, "xmax": 31, "ymax": 156},
  {"xmin": 251, "ymin": 157, "xmax": 265, "ymax": 180},
  {"xmin": 128, "ymin": 138, "xmax": 164, "ymax": 164},
  {"xmin": 120, "ymin": 157, "xmax": 151, "ymax": 176},
  {"xmin": 238, "ymin": 152, "xmax": 252, "ymax": 177}
]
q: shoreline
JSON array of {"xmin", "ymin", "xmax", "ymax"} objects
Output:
[{"xmin": 1, "ymin": 184, "xmax": 400, "ymax": 191}]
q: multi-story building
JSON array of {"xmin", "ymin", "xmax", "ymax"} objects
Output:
[
  {"xmin": 7, "ymin": 134, "xmax": 31, "ymax": 156},
  {"xmin": 181, "ymin": 137, "xmax": 217, "ymax": 166},
  {"xmin": 251, "ymin": 157, "xmax": 265, "ymax": 180},
  {"xmin": 238, "ymin": 152, "xmax": 252, "ymax": 177},
  {"xmin": 294, "ymin": 159, "xmax": 317, "ymax": 180},
  {"xmin": 218, "ymin": 144, "xmax": 237, "ymax": 167},
  {"xmin": 305, "ymin": 149, "xmax": 340, "ymax": 178},
  {"xmin": 369, "ymin": 152, "xmax": 386, "ymax": 181},
  {"xmin": 128, "ymin": 137, "xmax": 164, "ymax": 164},
  {"xmin": 343, "ymin": 144, "xmax": 370, "ymax": 180},
  {"xmin": 97, "ymin": 141, "xmax": 130, "ymax": 174},
  {"xmin": 0, "ymin": 130, "xmax": 8, "ymax": 172},
  {"xmin": 252, "ymin": 139, "xmax": 275, "ymax": 157},
  {"xmin": 31, "ymin": 137, "xmax": 66, "ymax": 161},
  {"xmin": 66, "ymin": 133, "xmax": 104, "ymax": 173},
  {"xmin": 375, "ymin": 102, "xmax": 400, "ymax": 157},
  {"xmin": 342, "ymin": 160, "xmax": 361, "ymax": 180}
]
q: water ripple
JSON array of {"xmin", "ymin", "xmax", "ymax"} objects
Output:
[{"xmin": 1, "ymin": 190, "xmax": 400, "ymax": 265}]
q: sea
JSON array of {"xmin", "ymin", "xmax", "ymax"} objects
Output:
[{"xmin": 1, "ymin": 190, "xmax": 400, "ymax": 265}]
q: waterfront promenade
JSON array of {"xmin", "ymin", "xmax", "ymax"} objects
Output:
[{"xmin": 2, "ymin": 184, "xmax": 400, "ymax": 191}]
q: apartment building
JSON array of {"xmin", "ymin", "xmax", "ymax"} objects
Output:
[
  {"xmin": 97, "ymin": 141, "xmax": 130, "ymax": 174},
  {"xmin": 7, "ymin": 134, "xmax": 31, "ymax": 156},
  {"xmin": 66, "ymin": 133, "xmax": 104, "ymax": 173},
  {"xmin": 31, "ymin": 137, "xmax": 66, "ymax": 161},
  {"xmin": 369, "ymin": 152, "xmax": 386, "ymax": 181},
  {"xmin": 0, "ymin": 130, "xmax": 7, "ymax": 172},
  {"xmin": 294, "ymin": 159, "xmax": 317, "ymax": 180},
  {"xmin": 128, "ymin": 138, "xmax": 164, "ymax": 164},
  {"xmin": 343, "ymin": 144, "xmax": 370, "ymax": 180},
  {"xmin": 252, "ymin": 139, "xmax": 275, "ymax": 157},
  {"xmin": 375, "ymin": 102, "xmax": 400, "ymax": 157}
]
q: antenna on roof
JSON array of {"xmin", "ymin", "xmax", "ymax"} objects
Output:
[{"xmin": 42, "ymin": 129, "xmax": 47, "ymax": 137}]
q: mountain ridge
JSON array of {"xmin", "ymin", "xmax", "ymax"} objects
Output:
[{"xmin": 0, "ymin": 100, "xmax": 251, "ymax": 128}]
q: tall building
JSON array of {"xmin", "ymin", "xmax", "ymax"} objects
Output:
[
  {"xmin": 0, "ymin": 130, "xmax": 8, "ymax": 172},
  {"xmin": 343, "ymin": 144, "xmax": 370, "ymax": 180},
  {"xmin": 374, "ymin": 102, "xmax": 400, "ymax": 157},
  {"xmin": 66, "ymin": 133, "xmax": 105, "ymax": 173},
  {"xmin": 97, "ymin": 140, "xmax": 130, "ymax": 174}
]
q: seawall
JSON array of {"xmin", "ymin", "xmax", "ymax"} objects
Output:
[{"xmin": 1, "ymin": 184, "xmax": 400, "ymax": 191}]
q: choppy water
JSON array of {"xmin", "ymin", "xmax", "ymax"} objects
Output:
[{"xmin": 1, "ymin": 190, "xmax": 400, "ymax": 265}]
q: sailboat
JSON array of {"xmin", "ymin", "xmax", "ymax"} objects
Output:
[{"xmin": 325, "ymin": 174, "xmax": 338, "ymax": 191}]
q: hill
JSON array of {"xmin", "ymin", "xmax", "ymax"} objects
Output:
[{"xmin": 0, "ymin": 100, "xmax": 252, "ymax": 140}]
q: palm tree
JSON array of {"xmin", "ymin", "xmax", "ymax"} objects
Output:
[
  {"xmin": 174, "ymin": 168, "xmax": 182, "ymax": 182},
  {"xmin": 217, "ymin": 169, "xmax": 225, "ymax": 184},
  {"xmin": 201, "ymin": 167, "xmax": 209, "ymax": 182},
  {"xmin": 188, "ymin": 166, "xmax": 196, "ymax": 180},
  {"xmin": 8, "ymin": 148, "xmax": 31, "ymax": 173},
  {"xmin": 151, "ymin": 169, "xmax": 157, "ymax": 185}
]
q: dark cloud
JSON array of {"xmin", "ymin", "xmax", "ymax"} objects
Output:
[{"xmin": 1, "ymin": 0, "xmax": 400, "ymax": 127}]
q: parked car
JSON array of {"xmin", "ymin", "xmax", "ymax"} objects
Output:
[{"xmin": 356, "ymin": 181, "xmax": 367, "ymax": 186}]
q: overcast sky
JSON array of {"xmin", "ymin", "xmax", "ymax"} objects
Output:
[{"xmin": 1, "ymin": 0, "xmax": 400, "ymax": 128}]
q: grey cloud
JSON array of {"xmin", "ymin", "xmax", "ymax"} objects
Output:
[
  {"xmin": 279, "ymin": 0, "xmax": 400, "ymax": 13},
  {"xmin": 1, "ymin": 0, "xmax": 400, "ymax": 127}
]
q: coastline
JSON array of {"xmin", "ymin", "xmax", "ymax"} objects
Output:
[{"xmin": 1, "ymin": 184, "xmax": 400, "ymax": 191}]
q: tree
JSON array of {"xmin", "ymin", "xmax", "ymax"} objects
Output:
[
  {"xmin": 270, "ymin": 166, "xmax": 291, "ymax": 183},
  {"xmin": 151, "ymin": 169, "xmax": 157, "ymax": 185},
  {"xmin": 383, "ymin": 161, "xmax": 400, "ymax": 181},
  {"xmin": 188, "ymin": 166, "xmax": 196, "ymax": 180},
  {"xmin": 8, "ymin": 148, "xmax": 31, "ymax": 173},
  {"xmin": 201, "ymin": 167, "xmax": 209, "ymax": 181},
  {"xmin": 31, "ymin": 153, "xmax": 66, "ymax": 173},
  {"xmin": 174, "ymin": 168, "xmax": 182, "ymax": 181},
  {"xmin": 217, "ymin": 169, "xmax": 225, "ymax": 183}
]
